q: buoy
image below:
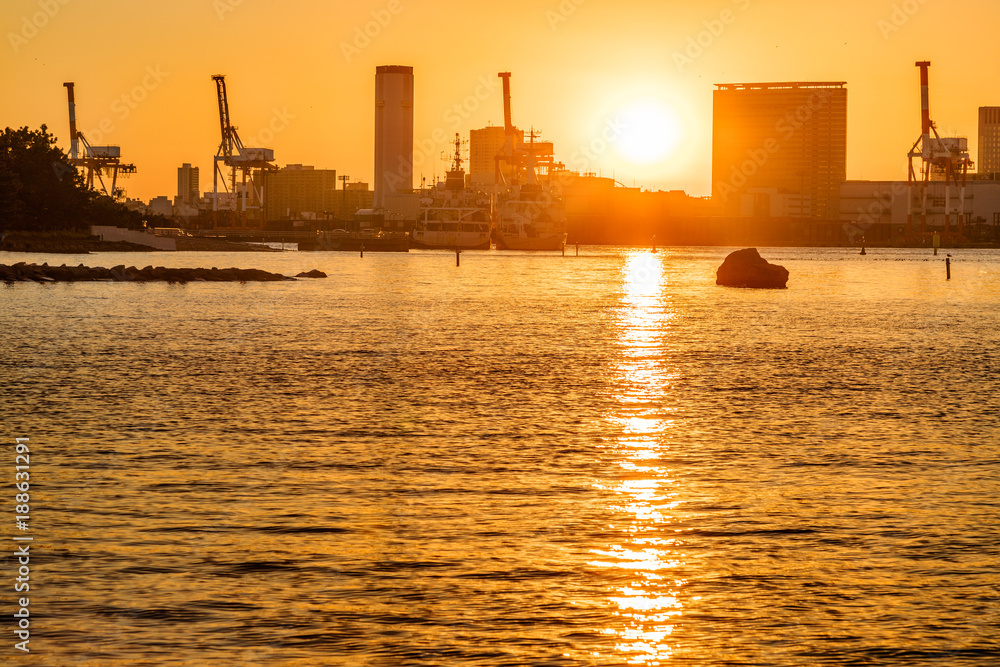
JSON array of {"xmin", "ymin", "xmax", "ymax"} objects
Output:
[{"xmin": 860, "ymin": 246, "xmax": 867, "ymax": 256}]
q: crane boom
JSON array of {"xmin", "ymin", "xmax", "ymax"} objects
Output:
[
  {"xmin": 499, "ymin": 72, "xmax": 513, "ymax": 135},
  {"xmin": 917, "ymin": 61, "xmax": 931, "ymax": 137},
  {"xmin": 63, "ymin": 82, "xmax": 79, "ymax": 160},
  {"xmin": 496, "ymin": 72, "xmax": 520, "ymax": 185},
  {"xmin": 60, "ymin": 81, "xmax": 134, "ymax": 199},
  {"xmin": 211, "ymin": 74, "xmax": 273, "ymax": 228},
  {"xmin": 213, "ymin": 75, "xmax": 234, "ymax": 161}
]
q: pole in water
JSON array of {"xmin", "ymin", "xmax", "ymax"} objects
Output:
[
  {"xmin": 456, "ymin": 248, "xmax": 460, "ymax": 267},
  {"xmin": 946, "ymin": 255, "xmax": 951, "ymax": 280},
  {"xmin": 360, "ymin": 242, "xmax": 364, "ymax": 258},
  {"xmin": 576, "ymin": 243, "xmax": 579, "ymax": 257}
]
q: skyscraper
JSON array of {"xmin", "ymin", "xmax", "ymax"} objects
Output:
[
  {"xmin": 374, "ymin": 65, "xmax": 414, "ymax": 209},
  {"xmin": 979, "ymin": 107, "xmax": 1000, "ymax": 177},
  {"xmin": 177, "ymin": 163, "xmax": 199, "ymax": 206},
  {"xmin": 712, "ymin": 82, "xmax": 848, "ymax": 219}
]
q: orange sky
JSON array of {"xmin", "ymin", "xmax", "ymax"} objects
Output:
[{"xmin": 3, "ymin": 0, "xmax": 1000, "ymax": 201}]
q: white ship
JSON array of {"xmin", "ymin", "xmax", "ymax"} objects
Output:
[
  {"xmin": 492, "ymin": 73, "xmax": 567, "ymax": 251},
  {"xmin": 495, "ymin": 184, "xmax": 567, "ymax": 251},
  {"xmin": 495, "ymin": 134, "xmax": 567, "ymax": 252},
  {"xmin": 411, "ymin": 135, "xmax": 492, "ymax": 251}
]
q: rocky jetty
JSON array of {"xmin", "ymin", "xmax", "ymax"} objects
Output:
[
  {"xmin": 716, "ymin": 248, "xmax": 789, "ymax": 289},
  {"xmin": 0, "ymin": 262, "xmax": 313, "ymax": 283}
]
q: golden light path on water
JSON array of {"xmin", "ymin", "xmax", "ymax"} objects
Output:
[{"xmin": 593, "ymin": 252, "xmax": 686, "ymax": 664}]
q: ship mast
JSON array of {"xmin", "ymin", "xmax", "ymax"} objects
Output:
[
  {"xmin": 452, "ymin": 133, "xmax": 463, "ymax": 173},
  {"xmin": 444, "ymin": 132, "xmax": 467, "ymax": 192}
]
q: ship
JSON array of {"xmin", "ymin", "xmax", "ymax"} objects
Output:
[
  {"xmin": 494, "ymin": 131, "xmax": 567, "ymax": 251},
  {"xmin": 492, "ymin": 73, "xmax": 567, "ymax": 251},
  {"xmin": 410, "ymin": 135, "xmax": 492, "ymax": 250}
]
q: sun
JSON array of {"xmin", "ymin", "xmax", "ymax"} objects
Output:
[{"xmin": 614, "ymin": 100, "xmax": 684, "ymax": 166}]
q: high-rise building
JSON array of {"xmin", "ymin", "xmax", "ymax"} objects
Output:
[
  {"xmin": 979, "ymin": 107, "xmax": 1000, "ymax": 177},
  {"xmin": 177, "ymin": 163, "xmax": 199, "ymax": 206},
  {"xmin": 712, "ymin": 82, "xmax": 848, "ymax": 219},
  {"xmin": 374, "ymin": 65, "xmax": 414, "ymax": 209},
  {"xmin": 469, "ymin": 125, "xmax": 524, "ymax": 186},
  {"xmin": 263, "ymin": 165, "xmax": 337, "ymax": 221}
]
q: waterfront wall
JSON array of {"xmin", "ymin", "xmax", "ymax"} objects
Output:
[{"xmin": 91, "ymin": 226, "xmax": 177, "ymax": 250}]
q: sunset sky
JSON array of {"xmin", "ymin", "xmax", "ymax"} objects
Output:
[{"xmin": 3, "ymin": 0, "xmax": 1000, "ymax": 201}]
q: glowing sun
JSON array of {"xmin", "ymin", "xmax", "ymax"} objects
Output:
[{"xmin": 614, "ymin": 100, "xmax": 684, "ymax": 166}]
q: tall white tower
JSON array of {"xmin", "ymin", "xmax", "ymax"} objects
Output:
[{"xmin": 374, "ymin": 65, "xmax": 414, "ymax": 209}]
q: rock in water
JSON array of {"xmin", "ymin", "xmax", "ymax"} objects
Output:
[
  {"xmin": 295, "ymin": 269, "xmax": 328, "ymax": 278},
  {"xmin": 716, "ymin": 248, "xmax": 789, "ymax": 289}
]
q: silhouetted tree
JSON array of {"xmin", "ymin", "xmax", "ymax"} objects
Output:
[
  {"xmin": 0, "ymin": 125, "xmax": 91, "ymax": 231},
  {"xmin": 1, "ymin": 125, "xmax": 151, "ymax": 232}
]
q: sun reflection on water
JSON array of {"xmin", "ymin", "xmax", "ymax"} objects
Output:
[{"xmin": 595, "ymin": 252, "xmax": 685, "ymax": 664}]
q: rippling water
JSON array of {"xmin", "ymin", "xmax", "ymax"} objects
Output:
[{"xmin": 2, "ymin": 247, "xmax": 998, "ymax": 665}]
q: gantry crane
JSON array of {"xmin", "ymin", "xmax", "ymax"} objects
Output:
[
  {"xmin": 494, "ymin": 72, "xmax": 521, "ymax": 186},
  {"xmin": 63, "ymin": 82, "xmax": 136, "ymax": 200},
  {"xmin": 492, "ymin": 73, "xmax": 560, "ymax": 188},
  {"xmin": 906, "ymin": 62, "xmax": 974, "ymax": 236},
  {"xmin": 211, "ymin": 75, "xmax": 275, "ymax": 228}
]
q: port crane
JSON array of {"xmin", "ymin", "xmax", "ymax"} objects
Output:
[
  {"xmin": 494, "ymin": 72, "xmax": 522, "ymax": 186},
  {"xmin": 62, "ymin": 82, "xmax": 136, "ymax": 200},
  {"xmin": 492, "ymin": 73, "xmax": 561, "ymax": 187},
  {"xmin": 906, "ymin": 61, "xmax": 973, "ymax": 236},
  {"xmin": 211, "ymin": 75, "xmax": 275, "ymax": 228}
]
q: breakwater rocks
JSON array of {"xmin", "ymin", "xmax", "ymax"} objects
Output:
[
  {"xmin": 0, "ymin": 263, "xmax": 327, "ymax": 283},
  {"xmin": 716, "ymin": 248, "xmax": 789, "ymax": 289}
]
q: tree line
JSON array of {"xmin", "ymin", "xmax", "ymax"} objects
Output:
[{"xmin": 1, "ymin": 125, "xmax": 158, "ymax": 232}]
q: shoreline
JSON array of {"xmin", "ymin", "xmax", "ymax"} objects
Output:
[
  {"xmin": 3, "ymin": 230, "xmax": 998, "ymax": 254},
  {"xmin": 0, "ymin": 231, "xmax": 283, "ymax": 254}
]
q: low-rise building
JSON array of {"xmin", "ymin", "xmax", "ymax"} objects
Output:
[
  {"xmin": 840, "ymin": 180, "xmax": 1000, "ymax": 242},
  {"xmin": 147, "ymin": 196, "xmax": 173, "ymax": 218},
  {"xmin": 263, "ymin": 165, "xmax": 338, "ymax": 222}
]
